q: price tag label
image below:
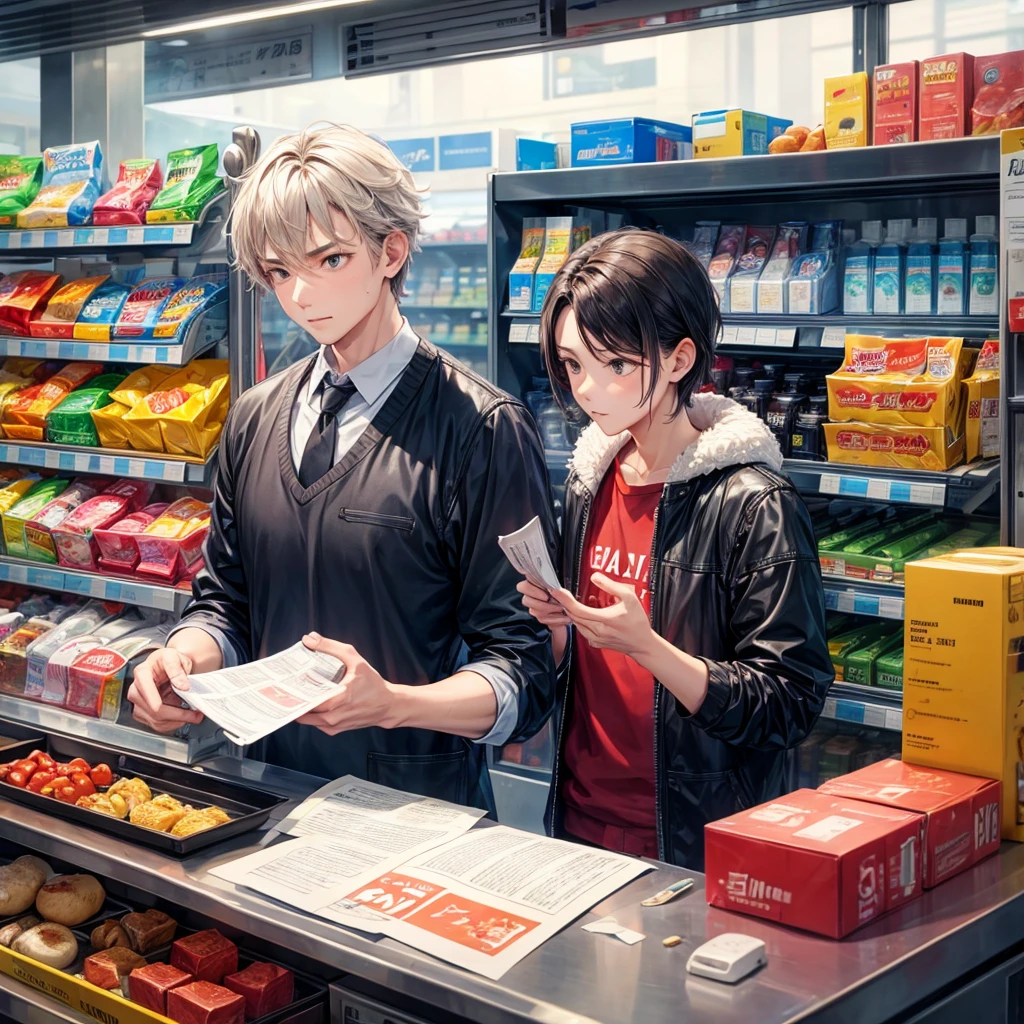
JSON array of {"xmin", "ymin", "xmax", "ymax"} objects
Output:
[
  {"xmin": 150, "ymin": 587, "xmax": 179, "ymax": 611},
  {"xmin": 866, "ymin": 478, "xmax": 891, "ymax": 500},
  {"xmin": 819, "ymin": 473, "xmax": 841, "ymax": 495},
  {"xmin": 44, "ymin": 341, "xmax": 60, "ymax": 358},
  {"xmin": 57, "ymin": 230, "xmax": 75, "ymax": 247},
  {"xmin": 62, "ymin": 573, "xmax": 94, "ymax": 596},
  {"xmin": 736, "ymin": 327, "xmax": 758, "ymax": 346},
  {"xmin": 755, "ymin": 328, "xmax": 777, "ymax": 347},
  {"xmin": 27, "ymin": 567, "xmax": 63, "ymax": 590},
  {"xmin": 823, "ymin": 697, "xmax": 837, "ymax": 719},
  {"xmin": 92, "ymin": 228, "xmax": 109, "ymax": 246},
  {"xmin": 107, "ymin": 228, "xmax": 128, "ymax": 245},
  {"xmin": 821, "ymin": 326, "xmax": 846, "ymax": 349},
  {"xmin": 6, "ymin": 233, "xmax": 22, "ymax": 250},
  {"xmin": 164, "ymin": 460, "xmax": 187, "ymax": 483},
  {"xmin": 20, "ymin": 447, "xmax": 46, "ymax": 467},
  {"xmin": 909, "ymin": 482, "xmax": 946, "ymax": 506},
  {"xmin": 127, "ymin": 227, "xmax": 145, "ymax": 245},
  {"xmin": 879, "ymin": 596, "xmax": 905, "ymax": 619},
  {"xmin": 140, "ymin": 347, "xmax": 158, "ymax": 363},
  {"xmin": 836, "ymin": 592, "xmax": 857, "ymax": 614},
  {"xmin": 58, "ymin": 453, "xmax": 77, "ymax": 472},
  {"xmin": 24, "ymin": 232, "xmax": 43, "ymax": 248},
  {"xmin": 87, "ymin": 345, "xmax": 109, "ymax": 361},
  {"xmin": 2, "ymin": 563, "xmax": 29, "ymax": 584},
  {"xmin": 721, "ymin": 326, "xmax": 739, "ymax": 346},
  {"xmin": 97, "ymin": 456, "xmax": 117, "ymax": 475},
  {"xmin": 172, "ymin": 225, "xmax": 193, "ymax": 243},
  {"xmin": 508, "ymin": 325, "xmax": 531, "ymax": 345},
  {"xmin": 835, "ymin": 699, "xmax": 866, "ymax": 724},
  {"xmin": 127, "ymin": 459, "xmax": 146, "ymax": 478},
  {"xmin": 73, "ymin": 453, "xmax": 92, "ymax": 473},
  {"xmin": 775, "ymin": 328, "xmax": 797, "ymax": 348},
  {"xmin": 863, "ymin": 704, "xmax": 888, "ymax": 729},
  {"xmin": 885, "ymin": 709, "xmax": 903, "ymax": 732},
  {"xmin": 43, "ymin": 450, "xmax": 60, "ymax": 469}
]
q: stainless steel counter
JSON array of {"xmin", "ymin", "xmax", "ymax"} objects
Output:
[{"xmin": 2, "ymin": 756, "xmax": 1024, "ymax": 1024}]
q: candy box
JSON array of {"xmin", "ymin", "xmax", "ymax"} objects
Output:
[
  {"xmin": 46, "ymin": 372, "xmax": 125, "ymax": 447},
  {"xmin": 18, "ymin": 140, "xmax": 104, "ymax": 228},
  {"xmin": 24, "ymin": 479, "xmax": 99, "ymax": 563},
  {"xmin": 972, "ymin": 50, "xmax": 1024, "ymax": 135},
  {"xmin": 0, "ymin": 271, "xmax": 63, "ymax": 336},
  {"xmin": 819, "ymin": 760, "xmax": 1001, "ymax": 888},
  {"xmin": 94, "ymin": 503, "xmax": 168, "ymax": 573},
  {"xmin": 823, "ymin": 421, "xmax": 964, "ymax": 471},
  {"xmin": 29, "ymin": 275, "xmax": 111, "ymax": 339},
  {"xmin": 874, "ymin": 61, "xmax": 919, "ymax": 145},
  {"xmin": 112, "ymin": 277, "xmax": 185, "ymax": 340},
  {"xmin": 919, "ymin": 53, "xmax": 975, "ymax": 140},
  {"xmin": 147, "ymin": 144, "xmax": 225, "ymax": 223},
  {"xmin": 2, "ymin": 361, "xmax": 104, "ymax": 441},
  {"xmin": 2, "ymin": 477, "xmax": 69, "ymax": 557},
  {"xmin": 692, "ymin": 109, "xmax": 791, "ymax": 158},
  {"xmin": 570, "ymin": 117, "xmax": 692, "ymax": 166},
  {"xmin": 136, "ymin": 497, "xmax": 211, "ymax": 583},
  {"xmin": 964, "ymin": 339, "xmax": 1000, "ymax": 461},
  {"xmin": 72, "ymin": 280, "xmax": 131, "ymax": 341},
  {"xmin": 876, "ymin": 647, "xmax": 903, "ymax": 691},
  {"xmin": 52, "ymin": 480, "xmax": 154, "ymax": 570},
  {"xmin": 0, "ymin": 156, "xmax": 42, "ymax": 227},
  {"xmin": 705, "ymin": 789, "xmax": 924, "ymax": 938},
  {"xmin": 825, "ymin": 72, "xmax": 871, "ymax": 149},
  {"xmin": 92, "ymin": 158, "xmax": 163, "ymax": 226},
  {"xmin": 153, "ymin": 276, "xmax": 228, "ymax": 340},
  {"xmin": 0, "ymin": 620, "xmax": 52, "ymax": 695},
  {"xmin": 65, "ymin": 627, "xmax": 167, "ymax": 719}
]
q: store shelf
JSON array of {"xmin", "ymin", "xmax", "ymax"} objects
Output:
[
  {"xmin": 822, "ymin": 578, "xmax": 905, "ymax": 619},
  {"xmin": 783, "ymin": 458, "xmax": 1000, "ymax": 514},
  {"xmin": 0, "ymin": 440, "xmax": 214, "ymax": 484},
  {"xmin": 822, "ymin": 682, "xmax": 903, "ymax": 732},
  {"xmin": 0, "ymin": 555, "xmax": 189, "ymax": 612},
  {"xmin": 722, "ymin": 313, "xmax": 998, "ymax": 335}
]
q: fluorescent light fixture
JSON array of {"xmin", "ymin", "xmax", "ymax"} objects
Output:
[
  {"xmin": 160, "ymin": 39, "xmax": 191, "ymax": 47},
  {"xmin": 142, "ymin": 0, "xmax": 370, "ymax": 37}
]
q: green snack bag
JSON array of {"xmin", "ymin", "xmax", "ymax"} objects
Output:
[
  {"xmin": 146, "ymin": 145, "xmax": 225, "ymax": 223},
  {"xmin": 47, "ymin": 372, "xmax": 126, "ymax": 447},
  {"xmin": 908, "ymin": 526, "xmax": 988, "ymax": 563},
  {"xmin": 872, "ymin": 520, "xmax": 955, "ymax": 560},
  {"xmin": 817, "ymin": 515, "xmax": 887, "ymax": 551},
  {"xmin": 0, "ymin": 156, "xmax": 42, "ymax": 227},
  {"xmin": 875, "ymin": 647, "xmax": 904, "ymax": 690},
  {"xmin": 842, "ymin": 511, "xmax": 935, "ymax": 555},
  {"xmin": 2, "ymin": 477, "xmax": 68, "ymax": 557},
  {"xmin": 844, "ymin": 629, "xmax": 904, "ymax": 686}
]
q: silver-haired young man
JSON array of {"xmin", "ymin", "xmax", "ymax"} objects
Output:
[{"xmin": 128, "ymin": 124, "xmax": 557, "ymax": 810}]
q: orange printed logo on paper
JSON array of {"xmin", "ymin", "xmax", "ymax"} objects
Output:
[
  {"xmin": 345, "ymin": 873, "xmax": 444, "ymax": 919},
  {"xmin": 404, "ymin": 894, "xmax": 540, "ymax": 956}
]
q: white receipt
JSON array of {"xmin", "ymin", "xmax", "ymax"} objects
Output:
[
  {"xmin": 498, "ymin": 516, "xmax": 561, "ymax": 592},
  {"xmin": 172, "ymin": 641, "xmax": 346, "ymax": 746},
  {"xmin": 582, "ymin": 916, "xmax": 646, "ymax": 945}
]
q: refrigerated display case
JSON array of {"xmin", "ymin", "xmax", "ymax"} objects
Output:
[{"xmin": 487, "ymin": 136, "xmax": 1003, "ymax": 832}]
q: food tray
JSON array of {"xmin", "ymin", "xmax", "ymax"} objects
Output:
[{"xmin": 0, "ymin": 736, "xmax": 287, "ymax": 856}]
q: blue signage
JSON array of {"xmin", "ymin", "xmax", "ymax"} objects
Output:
[
  {"xmin": 438, "ymin": 132, "xmax": 493, "ymax": 171},
  {"xmin": 388, "ymin": 137, "xmax": 435, "ymax": 172}
]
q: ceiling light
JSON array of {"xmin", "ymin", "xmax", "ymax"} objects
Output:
[
  {"xmin": 142, "ymin": 0, "xmax": 370, "ymax": 38},
  {"xmin": 160, "ymin": 39, "xmax": 191, "ymax": 47}
]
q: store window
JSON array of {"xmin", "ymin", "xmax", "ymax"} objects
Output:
[
  {"xmin": 0, "ymin": 58, "xmax": 41, "ymax": 156},
  {"xmin": 889, "ymin": 0, "xmax": 1024, "ymax": 62}
]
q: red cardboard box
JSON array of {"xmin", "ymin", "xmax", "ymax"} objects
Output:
[
  {"xmin": 919, "ymin": 52, "xmax": 975, "ymax": 140},
  {"xmin": 972, "ymin": 50, "xmax": 1024, "ymax": 135},
  {"xmin": 705, "ymin": 789, "xmax": 924, "ymax": 939},
  {"xmin": 874, "ymin": 61, "xmax": 919, "ymax": 145},
  {"xmin": 818, "ymin": 760, "xmax": 1001, "ymax": 888}
]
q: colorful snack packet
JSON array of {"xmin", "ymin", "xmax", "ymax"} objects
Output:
[
  {"xmin": 52, "ymin": 479, "xmax": 154, "ymax": 570},
  {"xmin": 0, "ymin": 621, "xmax": 53, "ymax": 696},
  {"xmin": 2, "ymin": 362, "xmax": 104, "ymax": 441},
  {"xmin": 92, "ymin": 159, "xmax": 164, "ymax": 226},
  {"xmin": 24, "ymin": 479, "xmax": 100, "ymax": 563},
  {"xmin": 72, "ymin": 280, "xmax": 132, "ymax": 341},
  {"xmin": 90, "ymin": 400, "xmax": 132, "ymax": 450},
  {"xmin": 0, "ymin": 476, "xmax": 40, "ymax": 546},
  {"xmin": 66, "ymin": 626, "xmax": 168, "ymax": 718},
  {"xmin": 2, "ymin": 477, "xmax": 70, "ymax": 557},
  {"xmin": 46, "ymin": 372, "xmax": 125, "ymax": 447},
  {"xmin": 17, "ymin": 141, "xmax": 104, "ymax": 228},
  {"xmin": 29, "ymin": 275, "xmax": 110, "ymax": 339},
  {"xmin": 135, "ymin": 497, "xmax": 211, "ymax": 582},
  {"xmin": 152, "ymin": 276, "xmax": 228, "ymax": 340},
  {"xmin": 0, "ymin": 271, "xmax": 63, "ymax": 336},
  {"xmin": 95, "ymin": 503, "xmax": 169, "ymax": 573},
  {"xmin": 112, "ymin": 277, "xmax": 185, "ymax": 339},
  {"xmin": 109, "ymin": 364, "xmax": 179, "ymax": 406},
  {"xmin": 146, "ymin": 145, "xmax": 225, "ymax": 223},
  {"xmin": 0, "ymin": 156, "xmax": 42, "ymax": 227}
]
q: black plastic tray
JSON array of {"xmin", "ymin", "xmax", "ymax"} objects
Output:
[{"xmin": 0, "ymin": 736, "xmax": 287, "ymax": 856}]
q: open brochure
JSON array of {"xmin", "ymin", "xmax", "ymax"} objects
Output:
[
  {"xmin": 171, "ymin": 641, "xmax": 346, "ymax": 746},
  {"xmin": 498, "ymin": 515, "xmax": 561, "ymax": 592},
  {"xmin": 213, "ymin": 778, "xmax": 650, "ymax": 980}
]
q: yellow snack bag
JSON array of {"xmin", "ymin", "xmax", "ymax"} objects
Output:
[
  {"xmin": 826, "ymin": 335, "xmax": 968, "ymax": 430},
  {"xmin": 109, "ymin": 364, "xmax": 179, "ymax": 407},
  {"xmin": 158, "ymin": 373, "xmax": 229, "ymax": 458},
  {"xmin": 91, "ymin": 401, "xmax": 133, "ymax": 450},
  {"xmin": 159, "ymin": 359, "xmax": 229, "ymax": 390},
  {"xmin": 964, "ymin": 339, "xmax": 1000, "ymax": 461}
]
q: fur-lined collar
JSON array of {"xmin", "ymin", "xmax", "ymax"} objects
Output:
[{"xmin": 568, "ymin": 392, "xmax": 784, "ymax": 496}]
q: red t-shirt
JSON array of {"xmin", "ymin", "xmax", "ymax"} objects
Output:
[{"xmin": 562, "ymin": 457, "xmax": 662, "ymax": 859}]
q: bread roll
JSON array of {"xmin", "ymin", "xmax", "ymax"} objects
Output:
[
  {"xmin": 0, "ymin": 914, "xmax": 40, "ymax": 948},
  {"xmin": 0, "ymin": 856, "xmax": 51, "ymax": 917},
  {"xmin": 12, "ymin": 922, "xmax": 77, "ymax": 970},
  {"xmin": 35, "ymin": 874, "xmax": 105, "ymax": 927}
]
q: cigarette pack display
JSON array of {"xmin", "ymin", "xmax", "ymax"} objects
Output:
[
  {"xmin": 786, "ymin": 221, "xmax": 842, "ymax": 314},
  {"xmin": 819, "ymin": 760, "xmax": 1001, "ymax": 887},
  {"xmin": 508, "ymin": 219, "xmax": 545, "ymax": 311},
  {"xmin": 919, "ymin": 53, "xmax": 975, "ymax": 140},
  {"xmin": 533, "ymin": 218, "xmax": 589, "ymax": 312},
  {"xmin": 756, "ymin": 223, "xmax": 807, "ymax": 313},
  {"xmin": 171, "ymin": 931, "xmax": 239, "ymax": 984},
  {"xmin": 707, "ymin": 225, "xmax": 746, "ymax": 310},
  {"xmin": 728, "ymin": 226, "xmax": 777, "ymax": 313},
  {"xmin": 705, "ymin": 789, "xmax": 924, "ymax": 938},
  {"xmin": 873, "ymin": 62, "xmax": 919, "ymax": 145}
]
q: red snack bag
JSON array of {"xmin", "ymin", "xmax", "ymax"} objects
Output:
[
  {"xmin": 92, "ymin": 159, "xmax": 163, "ymax": 226},
  {"xmin": 94, "ymin": 503, "xmax": 168, "ymax": 573},
  {"xmin": 0, "ymin": 271, "xmax": 63, "ymax": 336},
  {"xmin": 135, "ymin": 497, "xmax": 211, "ymax": 583},
  {"xmin": 170, "ymin": 930, "xmax": 238, "ymax": 984},
  {"xmin": 52, "ymin": 481, "xmax": 153, "ymax": 571},
  {"xmin": 972, "ymin": 50, "xmax": 1024, "ymax": 135},
  {"xmin": 223, "ymin": 963, "xmax": 294, "ymax": 1021},
  {"xmin": 103, "ymin": 478, "xmax": 155, "ymax": 513}
]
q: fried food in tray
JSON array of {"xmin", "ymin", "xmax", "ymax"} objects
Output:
[
  {"xmin": 107, "ymin": 776, "xmax": 152, "ymax": 812},
  {"xmin": 130, "ymin": 794, "xmax": 186, "ymax": 832},
  {"xmin": 171, "ymin": 806, "xmax": 230, "ymax": 838},
  {"xmin": 75, "ymin": 793, "xmax": 128, "ymax": 819}
]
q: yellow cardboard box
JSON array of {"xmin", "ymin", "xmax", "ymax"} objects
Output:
[
  {"xmin": 903, "ymin": 548, "xmax": 1024, "ymax": 840},
  {"xmin": 964, "ymin": 339, "xmax": 1000, "ymax": 461},
  {"xmin": 825, "ymin": 72, "xmax": 871, "ymax": 149},
  {"xmin": 823, "ymin": 421, "xmax": 964, "ymax": 471}
]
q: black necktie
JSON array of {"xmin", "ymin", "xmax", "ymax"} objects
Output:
[{"xmin": 298, "ymin": 374, "xmax": 359, "ymax": 487}]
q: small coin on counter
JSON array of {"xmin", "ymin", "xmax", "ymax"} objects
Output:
[{"xmin": 663, "ymin": 935, "xmax": 682, "ymax": 948}]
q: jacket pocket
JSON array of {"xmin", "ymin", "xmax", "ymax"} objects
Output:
[
  {"xmin": 340, "ymin": 508, "xmax": 415, "ymax": 532},
  {"xmin": 664, "ymin": 769, "xmax": 743, "ymax": 870},
  {"xmin": 367, "ymin": 749, "xmax": 469, "ymax": 805}
]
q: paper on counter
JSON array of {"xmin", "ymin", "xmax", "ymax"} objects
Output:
[
  {"xmin": 171, "ymin": 641, "xmax": 346, "ymax": 746},
  {"xmin": 498, "ymin": 516, "xmax": 561, "ymax": 592},
  {"xmin": 582, "ymin": 916, "xmax": 645, "ymax": 945}
]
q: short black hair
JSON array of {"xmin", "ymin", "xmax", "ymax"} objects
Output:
[{"xmin": 538, "ymin": 227, "xmax": 719, "ymax": 417}]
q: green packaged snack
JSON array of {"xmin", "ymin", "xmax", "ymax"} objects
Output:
[
  {"xmin": 844, "ymin": 629, "xmax": 904, "ymax": 686},
  {"xmin": 2, "ymin": 477, "xmax": 68, "ymax": 557},
  {"xmin": 910, "ymin": 526, "xmax": 989, "ymax": 563},
  {"xmin": 842, "ymin": 511, "xmax": 935, "ymax": 555},
  {"xmin": 0, "ymin": 156, "xmax": 42, "ymax": 227},
  {"xmin": 817, "ymin": 515, "xmax": 887, "ymax": 552},
  {"xmin": 146, "ymin": 145, "xmax": 225, "ymax": 223},
  {"xmin": 873, "ymin": 520, "xmax": 954, "ymax": 560},
  {"xmin": 828, "ymin": 620, "xmax": 899, "ymax": 679},
  {"xmin": 46, "ymin": 373, "xmax": 126, "ymax": 447},
  {"xmin": 875, "ymin": 648, "xmax": 904, "ymax": 690}
]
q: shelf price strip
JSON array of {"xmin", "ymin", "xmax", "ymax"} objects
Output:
[
  {"xmin": 823, "ymin": 585, "xmax": 905, "ymax": 619},
  {"xmin": 823, "ymin": 696, "xmax": 902, "ymax": 732},
  {"xmin": 0, "ymin": 225, "xmax": 194, "ymax": 249},
  {"xmin": 818, "ymin": 472, "xmax": 946, "ymax": 507},
  {"xmin": 0, "ymin": 443, "xmax": 188, "ymax": 482}
]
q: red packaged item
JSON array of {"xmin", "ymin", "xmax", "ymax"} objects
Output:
[
  {"xmin": 874, "ymin": 61, "xmax": 918, "ymax": 145},
  {"xmin": 94, "ymin": 502, "xmax": 168, "ymax": 573},
  {"xmin": 919, "ymin": 53, "xmax": 975, "ymax": 140},
  {"xmin": 704, "ymin": 789, "xmax": 925, "ymax": 939},
  {"xmin": 52, "ymin": 481, "xmax": 155, "ymax": 571},
  {"xmin": 817, "ymin": 760, "xmax": 1001, "ymax": 888},
  {"xmin": 167, "ymin": 982, "xmax": 245, "ymax": 1024},
  {"xmin": 972, "ymin": 50, "xmax": 1024, "ymax": 135},
  {"xmin": 24, "ymin": 480, "xmax": 99, "ymax": 564},
  {"xmin": 2, "ymin": 362, "xmax": 104, "ymax": 442},
  {"xmin": 136, "ymin": 497, "xmax": 211, "ymax": 583},
  {"xmin": 92, "ymin": 159, "xmax": 163, "ymax": 226},
  {"xmin": 129, "ymin": 962, "xmax": 194, "ymax": 1015},
  {"xmin": 171, "ymin": 930, "xmax": 239, "ymax": 984},
  {"xmin": 223, "ymin": 963, "xmax": 294, "ymax": 1020},
  {"xmin": 0, "ymin": 271, "xmax": 63, "ymax": 336}
]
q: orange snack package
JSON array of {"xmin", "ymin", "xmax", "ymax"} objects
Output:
[
  {"xmin": 29, "ymin": 276, "xmax": 110, "ymax": 339},
  {"xmin": 1, "ymin": 362, "xmax": 104, "ymax": 441}
]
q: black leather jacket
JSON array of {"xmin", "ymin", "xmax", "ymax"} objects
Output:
[
  {"xmin": 545, "ymin": 394, "xmax": 834, "ymax": 868},
  {"xmin": 181, "ymin": 340, "xmax": 558, "ymax": 813}
]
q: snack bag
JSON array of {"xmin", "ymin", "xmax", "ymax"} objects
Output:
[
  {"xmin": 29, "ymin": 275, "xmax": 110, "ymax": 339},
  {"xmin": 90, "ymin": 400, "xmax": 133, "ymax": 450},
  {"xmin": 146, "ymin": 145, "xmax": 225, "ymax": 223},
  {"xmin": 972, "ymin": 51, "xmax": 1024, "ymax": 135},
  {"xmin": 112, "ymin": 277, "xmax": 185, "ymax": 339},
  {"xmin": 94, "ymin": 502, "xmax": 168, "ymax": 573},
  {"xmin": 92, "ymin": 158, "xmax": 163, "ymax": 225},
  {"xmin": 109, "ymin": 364, "xmax": 179, "ymax": 406},
  {"xmin": 72, "ymin": 280, "xmax": 131, "ymax": 341},
  {"xmin": 46, "ymin": 372, "xmax": 125, "ymax": 447},
  {"xmin": 18, "ymin": 141, "xmax": 104, "ymax": 228},
  {"xmin": 0, "ymin": 476, "xmax": 39, "ymax": 547},
  {"xmin": 2, "ymin": 361, "xmax": 104, "ymax": 441},
  {"xmin": 964, "ymin": 339, "xmax": 1000, "ymax": 461},
  {"xmin": 0, "ymin": 271, "xmax": 63, "ymax": 335},
  {"xmin": 135, "ymin": 497, "xmax": 211, "ymax": 582},
  {"xmin": 24, "ymin": 479, "xmax": 99, "ymax": 563},
  {"xmin": 152, "ymin": 276, "xmax": 228, "ymax": 340},
  {"xmin": 52, "ymin": 479, "xmax": 154, "ymax": 570},
  {"xmin": 826, "ymin": 335, "xmax": 969, "ymax": 430},
  {"xmin": 0, "ymin": 156, "xmax": 42, "ymax": 227},
  {"xmin": 708, "ymin": 225, "xmax": 747, "ymax": 309},
  {"xmin": 2, "ymin": 477, "xmax": 69, "ymax": 557}
]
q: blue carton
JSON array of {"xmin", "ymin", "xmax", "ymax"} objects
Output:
[
  {"xmin": 692, "ymin": 109, "xmax": 793, "ymax": 158},
  {"xmin": 570, "ymin": 118, "xmax": 692, "ymax": 167},
  {"xmin": 516, "ymin": 138, "xmax": 558, "ymax": 171}
]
